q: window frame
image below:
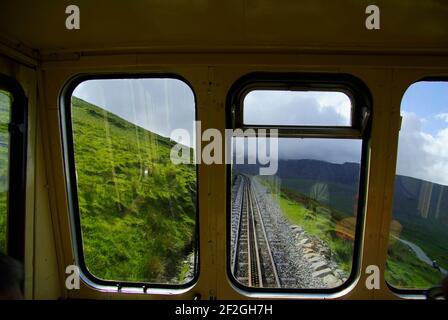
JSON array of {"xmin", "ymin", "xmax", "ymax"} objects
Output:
[
  {"xmin": 0, "ymin": 74, "xmax": 27, "ymax": 263},
  {"xmin": 225, "ymin": 72, "xmax": 372, "ymax": 294},
  {"xmin": 231, "ymin": 72, "xmax": 371, "ymax": 139},
  {"xmin": 60, "ymin": 73, "xmax": 200, "ymax": 291},
  {"xmin": 385, "ymin": 76, "xmax": 448, "ymax": 296}
]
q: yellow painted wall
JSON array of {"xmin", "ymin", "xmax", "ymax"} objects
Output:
[{"xmin": 0, "ymin": 0, "xmax": 447, "ymax": 300}]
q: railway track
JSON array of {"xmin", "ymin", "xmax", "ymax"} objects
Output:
[{"xmin": 233, "ymin": 175, "xmax": 281, "ymax": 288}]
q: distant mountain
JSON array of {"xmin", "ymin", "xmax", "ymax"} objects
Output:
[
  {"xmin": 393, "ymin": 175, "xmax": 448, "ymax": 224},
  {"xmin": 242, "ymin": 159, "xmax": 361, "ymax": 185},
  {"xmin": 234, "ymin": 159, "xmax": 448, "ymax": 225}
]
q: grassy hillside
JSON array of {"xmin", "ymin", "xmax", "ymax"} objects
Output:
[
  {"xmin": 398, "ymin": 216, "xmax": 448, "ymax": 270},
  {"xmin": 385, "ymin": 214, "xmax": 447, "ymax": 289},
  {"xmin": 71, "ymin": 97, "xmax": 197, "ymax": 284},
  {"xmin": 281, "ymin": 178, "xmax": 357, "ymax": 216},
  {"xmin": 0, "ymin": 90, "xmax": 10, "ymax": 253},
  {"xmin": 386, "ymin": 238, "xmax": 443, "ymax": 289},
  {"xmin": 257, "ymin": 174, "xmax": 445, "ymax": 289},
  {"xmin": 278, "ymin": 190, "xmax": 354, "ymax": 273},
  {"xmin": 257, "ymin": 176, "xmax": 355, "ymax": 273}
]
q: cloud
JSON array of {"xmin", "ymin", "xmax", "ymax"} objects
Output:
[
  {"xmin": 244, "ymin": 90, "xmax": 351, "ymax": 126},
  {"xmin": 435, "ymin": 113, "xmax": 448, "ymax": 123},
  {"xmin": 396, "ymin": 112, "xmax": 448, "ymax": 186}
]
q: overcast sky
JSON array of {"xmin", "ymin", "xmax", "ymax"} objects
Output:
[
  {"xmin": 73, "ymin": 78, "xmax": 196, "ymax": 145},
  {"xmin": 73, "ymin": 79, "xmax": 447, "ymax": 186},
  {"xmin": 241, "ymin": 90, "xmax": 361, "ymax": 164},
  {"xmin": 244, "ymin": 90, "xmax": 351, "ymax": 126}
]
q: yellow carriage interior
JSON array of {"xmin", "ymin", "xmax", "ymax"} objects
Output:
[{"xmin": 0, "ymin": 0, "xmax": 447, "ymax": 301}]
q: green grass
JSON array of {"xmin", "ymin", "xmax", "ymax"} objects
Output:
[
  {"xmin": 384, "ymin": 215, "xmax": 447, "ymax": 289},
  {"xmin": 178, "ymin": 259, "xmax": 192, "ymax": 283},
  {"xmin": 281, "ymin": 178, "xmax": 357, "ymax": 216},
  {"xmin": 277, "ymin": 193, "xmax": 354, "ymax": 273},
  {"xmin": 397, "ymin": 216, "xmax": 448, "ymax": 270},
  {"xmin": 0, "ymin": 90, "xmax": 11, "ymax": 253},
  {"xmin": 0, "ymin": 191, "xmax": 6, "ymax": 253},
  {"xmin": 385, "ymin": 239, "xmax": 444, "ymax": 289},
  {"xmin": 72, "ymin": 96, "xmax": 197, "ymax": 284}
]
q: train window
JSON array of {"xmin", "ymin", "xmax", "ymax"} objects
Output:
[
  {"xmin": 0, "ymin": 89, "xmax": 11, "ymax": 252},
  {"xmin": 64, "ymin": 76, "xmax": 198, "ymax": 287},
  {"xmin": 228, "ymin": 73, "xmax": 371, "ymax": 291},
  {"xmin": 0, "ymin": 75, "xmax": 27, "ymax": 262},
  {"xmin": 385, "ymin": 80, "xmax": 448, "ymax": 291}
]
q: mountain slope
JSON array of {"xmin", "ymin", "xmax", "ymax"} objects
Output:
[{"xmin": 71, "ymin": 97, "xmax": 196, "ymax": 283}]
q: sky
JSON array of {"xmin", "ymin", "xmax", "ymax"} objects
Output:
[
  {"xmin": 73, "ymin": 79, "xmax": 448, "ymax": 185},
  {"xmin": 241, "ymin": 90, "xmax": 361, "ymax": 164},
  {"xmin": 73, "ymin": 78, "xmax": 196, "ymax": 146},
  {"xmin": 244, "ymin": 90, "xmax": 351, "ymax": 126},
  {"xmin": 397, "ymin": 81, "xmax": 448, "ymax": 186}
]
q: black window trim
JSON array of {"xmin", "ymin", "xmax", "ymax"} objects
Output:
[
  {"xmin": 231, "ymin": 72, "xmax": 371, "ymax": 139},
  {"xmin": 386, "ymin": 76, "xmax": 448, "ymax": 297},
  {"xmin": 0, "ymin": 74, "xmax": 27, "ymax": 263},
  {"xmin": 60, "ymin": 73, "xmax": 200, "ymax": 291},
  {"xmin": 225, "ymin": 72, "xmax": 372, "ymax": 295}
]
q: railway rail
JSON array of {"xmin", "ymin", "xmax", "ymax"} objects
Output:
[{"xmin": 233, "ymin": 175, "xmax": 281, "ymax": 288}]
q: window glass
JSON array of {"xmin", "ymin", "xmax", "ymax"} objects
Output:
[
  {"xmin": 0, "ymin": 90, "xmax": 11, "ymax": 253},
  {"xmin": 70, "ymin": 78, "xmax": 197, "ymax": 285},
  {"xmin": 243, "ymin": 90, "xmax": 352, "ymax": 126},
  {"xmin": 385, "ymin": 81, "xmax": 448, "ymax": 290},
  {"xmin": 231, "ymin": 89, "xmax": 363, "ymax": 289}
]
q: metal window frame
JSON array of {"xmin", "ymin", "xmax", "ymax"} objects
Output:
[
  {"xmin": 225, "ymin": 72, "xmax": 372, "ymax": 295},
  {"xmin": 0, "ymin": 74, "xmax": 27, "ymax": 263},
  {"xmin": 230, "ymin": 72, "xmax": 371, "ymax": 139},
  {"xmin": 60, "ymin": 73, "xmax": 200, "ymax": 291}
]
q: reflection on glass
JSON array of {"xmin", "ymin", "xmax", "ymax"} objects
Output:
[
  {"xmin": 0, "ymin": 90, "xmax": 11, "ymax": 252},
  {"xmin": 71, "ymin": 79, "xmax": 197, "ymax": 284},
  {"xmin": 244, "ymin": 90, "xmax": 352, "ymax": 126},
  {"xmin": 230, "ymin": 137, "xmax": 362, "ymax": 289},
  {"xmin": 386, "ymin": 81, "xmax": 448, "ymax": 290}
]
